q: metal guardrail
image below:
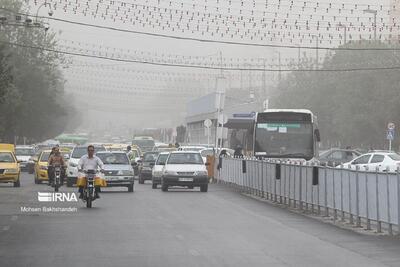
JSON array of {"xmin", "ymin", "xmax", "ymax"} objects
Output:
[{"xmin": 217, "ymin": 157, "xmax": 400, "ymax": 235}]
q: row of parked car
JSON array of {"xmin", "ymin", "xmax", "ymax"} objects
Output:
[{"xmin": 318, "ymin": 148, "xmax": 400, "ymax": 172}]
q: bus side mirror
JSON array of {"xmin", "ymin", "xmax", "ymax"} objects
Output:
[{"xmin": 314, "ymin": 129, "xmax": 321, "ymax": 142}]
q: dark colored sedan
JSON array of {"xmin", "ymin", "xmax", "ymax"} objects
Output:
[
  {"xmin": 138, "ymin": 152, "xmax": 159, "ymax": 184},
  {"xmin": 318, "ymin": 149, "xmax": 361, "ymax": 167}
]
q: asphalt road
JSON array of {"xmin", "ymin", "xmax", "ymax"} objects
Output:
[{"xmin": 1, "ymin": 173, "xmax": 400, "ymax": 267}]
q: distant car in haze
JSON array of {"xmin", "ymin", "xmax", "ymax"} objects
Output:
[
  {"xmin": 138, "ymin": 151, "xmax": 159, "ymax": 184},
  {"xmin": 340, "ymin": 152, "xmax": 400, "ymax": 172},
  {"xmin": 318, "ymin": 148, "xmax": 361, "ymax": 167}
]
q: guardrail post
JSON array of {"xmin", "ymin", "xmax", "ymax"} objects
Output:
[
  {"xmin": 349, "ymin": 165, "xmax": 354, "ymax": 225},
  {"xmin": 386, "ymin": 166, "xmax": 393, "ymax": 235},
  {"xmin": 376, "ymin": 166, "xmax": 382, "ymax": 233},
  {"xmin": 356, "ymin": 166, "xmax": 361, "ymax": 227},
  {"xmin": 324, "ymin": 165, "xmax": 329, "ymax": 217},
  {"xmin": 397, "ymin": 166, "xmax": 400, "ymax": 235},
  {"xmin": 340, "ymin": 164, "xmax": 345, "ymax": 222},
  {"xmin": 365, "ymin": 169, "xmax": 371, "ymax": 230},
  {"xmin": 261, "ymin": 160, "xmax": 265, "ymax": 198},
  {"xmin": 299, "ymin": 162, "xmax": 303, "ymax": 211},
  {"xmin": 333, "ymin": 167, "xmax": 337, "ymax": 221}
]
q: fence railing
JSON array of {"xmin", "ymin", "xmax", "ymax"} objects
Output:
[{"xmin": 217, "ymin": 157, "xmax": 400, "ymax": 235}]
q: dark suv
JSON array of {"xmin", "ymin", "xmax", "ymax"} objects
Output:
[
  {"xmin": 138, "ymin": 152, "xmax": 159, "ymax": 184},
  {"xmin": 318, "ymin": 148, "xmax": 361, "ymax": 167}
]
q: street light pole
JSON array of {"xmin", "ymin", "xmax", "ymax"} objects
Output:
[{"xmin": 364, "ymin": 9, "xmax": 377, "ymax": 41}]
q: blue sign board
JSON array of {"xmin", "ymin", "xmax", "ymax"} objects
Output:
[{"xmin": 387, "ymin": 129, "xmax": 395, "ymax": 140}]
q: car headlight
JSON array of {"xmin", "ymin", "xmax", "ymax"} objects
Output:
[
  {"xmin": 5, "ymin": 168, "xmax": 19, "ymax": 173},
  {"xmin": 69, "ymin": 162, "xmax": 78, "ymax": 168},
  {"xmin": 195, "ymin": 171, "xmax": 208, "ymax": 176},
  {"xmin": 40, "ymin": 166, "xmax": 48, "ymax": 170}
]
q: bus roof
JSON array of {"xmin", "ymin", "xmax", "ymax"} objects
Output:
[{"xmin": 262, "ymin": 109, "xmax": 313, "ymax": 115}]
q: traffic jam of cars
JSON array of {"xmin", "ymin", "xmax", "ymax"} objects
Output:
[
  {"xmin": 2, "ymin": 137, "xmax": 400, "ymax": 194},
  {"xmin": 0, "ymin": 137, "xmax": 216, "ymax": 195}
]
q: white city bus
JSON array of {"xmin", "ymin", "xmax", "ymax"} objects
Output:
[{"xmin": 253, "ymin": 109, "xmax": 320, "ymax": 161}]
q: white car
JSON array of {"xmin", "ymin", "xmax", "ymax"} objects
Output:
[
  {"xmin": 178, "ymin": 146, "xmax": 207, "ymax": 152},
  {"xmin": 66, "ymin": 145, "xmax": 106, "ymax": 187},
  {"xmin": 96, "ymin": 151, "xmax": 134, "ymax": 192},
  {"xmin": 340, "ymin": 152, "xmax": 400, "ymax": 172},
  {"xmin": 15, "ymin": 145, "xmax": 35, "ymax": 171},
  {"xmin": 161, "ymin": 151, "xmax": 209, "ymax": 192},
  {"xmin": 151, "ymin": 152, "xmax": 170, "ymax": 189}
]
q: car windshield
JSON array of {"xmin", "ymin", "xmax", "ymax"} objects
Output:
[
  {"xmin": 0, "ymin": 152, "xmax": 15, "ymax": 163},
  {"xmin": 255, "ymin": 122, "xmax": 314, "ymax": 159},
  {"xmin": 156, "ymin": 154, "xmax": 169, "ymax": 165},
  {"xmin": 182, "ymin": 147, "xmax": 205, "ymax": 151},
  {"xmin": 133, "ymin": 140, "xmax": 155, "ymax": 148},
  {"xmin": 15, "ymin": 148, "xmax": 35, "ymax": 156},
  {"xmin": 40, "ymin": 152, "xmax": 51, "ymax": 162},
  {"xmin": 143, "ymin": 153, "xmax": 159, "ymax": 162},
  {"xmin": 97, "ymin": 153, "xmax": 129, "ymax": 164},
  {"xmin": 167, "ymin": 153, "xmax": 204, "ymax": 164},
  {"xmin": 389, "ymin": 154, "xmax": 400, "ymax": 161}
]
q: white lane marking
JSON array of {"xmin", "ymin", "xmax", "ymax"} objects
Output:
[
  {"xmin": 2, "ymin": 226, "xmax": 10, "ymax": 231},
  {"xmin": 11, "ymin": 215, "xmax": 18, "ymax": 221},
  {"xmin": 188, "ymin": 249, "xmax": 200, "ymax": 256}
]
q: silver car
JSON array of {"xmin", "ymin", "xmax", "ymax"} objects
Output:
[{"xmin": 96, "ymin": 151, "xmax": 134, "ymax": 192}]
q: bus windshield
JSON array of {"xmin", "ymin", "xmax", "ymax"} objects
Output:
[{"xmin": 254, "ymin": 122, "xmax": 314, "ymax": 159}]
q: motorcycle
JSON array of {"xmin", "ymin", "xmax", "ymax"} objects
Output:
[
  {"xmin": 53, "ymin": 165, "xmax": 62, "ymax": 192},
  {"xmin": 82, "ymin": 169, "xmax": 97, "ymax": 208}
]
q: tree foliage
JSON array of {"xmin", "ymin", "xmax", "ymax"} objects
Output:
[
  {"xmin": 0, "ymin": 0, "xmax": 79, "ymax": 143},
  {"xmin": 270, "ymin": 41, "xmax": 400, "ymax": 150}
]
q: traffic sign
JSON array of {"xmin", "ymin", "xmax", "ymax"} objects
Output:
[
  {"xmin": 388, "ymin": 122, "xmax": 395, "ymax": 130},
  {"xmin": 204, "ymin": 119, "xmax": 212, "ymax": 128},
  {"xmin": 387, "ymin": 130, "xmax": 394, "ymax": 140}
]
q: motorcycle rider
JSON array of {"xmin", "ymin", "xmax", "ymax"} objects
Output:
[
  {"xmin": 77, "ymin": 145, "xmax": 104, "ymax": 199},
  {"xmin": 47, "ymin": 146, "xmax": 66, "ymax": 186}
]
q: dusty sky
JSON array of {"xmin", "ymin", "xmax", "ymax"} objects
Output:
[{"xmin": 23, "ymin": 0, "xmax": 393, "ymax": 136}]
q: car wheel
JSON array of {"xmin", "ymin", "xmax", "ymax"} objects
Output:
[
  {"xmin": 200, "ymin": 184, "xmax": 208, "ymax": 192},
  {"xmin": 152, "ymin": 183, "xmax": 157, "ymax": 189},
  {"xmin": 14, "ymin": 179, "xmax": 21, "ymax": 187},
  {"xmin": 128, "ymin": 184, "xmax": 134, "ymax": 192},
  {"xmin": 161, "ymin": 183, "xmax": 168, "ymax": 192}
]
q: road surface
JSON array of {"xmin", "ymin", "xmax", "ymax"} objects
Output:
[{"xmin": 1, "ymin": 173, "xmax": 400, "ymax": 267}]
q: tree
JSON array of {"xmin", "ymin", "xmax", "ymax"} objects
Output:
[
  {"xmin": 0, "ymin": 0, "xmax": 78, "ymax": 143},
  {"xmin": 270, "ymin": 41, "xmax": 400, "ymax": 150}
]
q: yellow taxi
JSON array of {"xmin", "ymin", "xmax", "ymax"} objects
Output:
[
  {"xmin": 0, "ymin": 144, "xmax": 21, "ymax": 187},
  {"xmin": 34, "ymin": 149, "xmax": 70, "ymax": 184},
  {"xmin": 34, "ymin": 149, "xmax": 52, "ymax": 184}
]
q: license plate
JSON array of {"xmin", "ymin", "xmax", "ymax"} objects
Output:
[{"xmin": 179, "ymin": 178, "xmax": 193, "ymax": 182}]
